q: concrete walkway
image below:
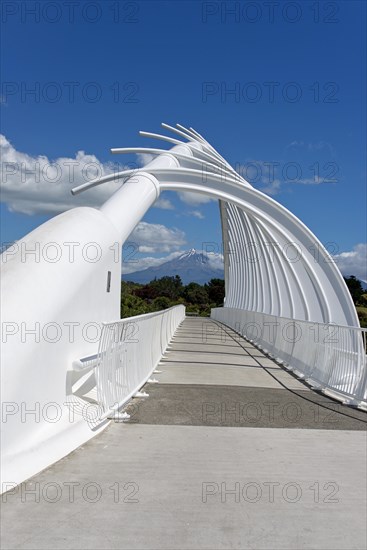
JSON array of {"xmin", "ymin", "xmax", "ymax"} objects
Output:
[{"xmin": 2, "ymin": 318, "xmax": 366, "ymax": 549}]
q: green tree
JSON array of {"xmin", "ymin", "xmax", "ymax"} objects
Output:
[
  {"xmin": 205, "ymin": 278, "xmax": 225, "ymax": 306},
  {"xmin": 149, "ymin": 275, "xmax": 183, "ymax": 300},
  {"xmin": 121, "ymin": 277, "xmax": 225, "ymax": 318},
  {"xmin": 121, "ymin": 293, "xmax": 151, "ymax": 318},
  {"xmin": 134, "ymin": 284, "xmax": 158, "ymax": 301},
  {"xmin": 184, "ymin": 282, "xmax": 209, "ymax": 305},
  {"xmin": 151, "ymin": 296, "xmax": 173, "ymax": 310},
  {"xmin": 344, "ymin": 276, "xmax": 363, "ymax": 303}
]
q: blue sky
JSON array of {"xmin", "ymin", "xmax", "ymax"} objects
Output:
[{"xmin": 1, "ymin": 0, "xmax": 366, "ymax": 279}]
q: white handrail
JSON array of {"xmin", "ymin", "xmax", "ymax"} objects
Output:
[
  {"xmin": 95, "ymin": 305, "xmax": 185, "ymax": 419},
  {"xmin": 211, "ymin": 307, "xmax": 367, "ymax": 410}
]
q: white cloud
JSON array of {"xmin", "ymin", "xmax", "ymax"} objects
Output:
[
  {"xmin": 154, "ymin": 196, "xmax": 174, "ymax": 210},
  {"xmin": 206, "ymin": 252, "xmax": 224, "ymax": 270},
  {"xmin": 288, "ymin": 141, "xmax": 304, "ymax": 147},
  {"xmin": 236, "ymin": 156, "xmax": 338, "ymax": 195},
  {"xmin": 295, "ymin": 177, "xmax": 337, "ymax": 185},
  {"xmin": 332, "ymin": 243, "xmax": 367, "ymax": 283},
  {"xmin": 178, "ymin": 191, "xmax": 214, "ymax": 206},
  {"xmin": 128, "ymin": 221, "xmax": 187, "ymax": 254},
  {"xmin": 286, "ymin": 140, "xmax": 335, "ymax": 156},
  {"xmin": 186, "ymin": 210, "xmax": 205, "ymax": 219},
  {"xmin": 260, "ymin": 179, "xmax": 281, "ymax": 196},
  {"xmin": 0, "ymin": 135, "xmax": 176, "ymax": 215},
  {"xmin": 236, "ymin": 160, "xmax": 282, "ymax": 195},
  {"xmin": 136, "ymin": 153, "xmax": 155, "ymax": 166},
  {"xmin": 122, "ymin": 250, "xmax": 183, "ymax": 274},
  {"xmin": 0, "ymin": 134, "xmax": 134, "ymax": 215}
]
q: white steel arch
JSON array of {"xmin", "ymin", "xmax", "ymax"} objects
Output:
[
  {"xmin": 72, "ymin": 123, "xmax": 359, "ymax": 327},
  {"xmin": 1, "ymin": 123, "xmax": 365, "ymax": 492}
]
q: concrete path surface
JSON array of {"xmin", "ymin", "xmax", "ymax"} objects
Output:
[{"xmin": 2, "ymin": 317, "xmax": 366, "ymax": 550}]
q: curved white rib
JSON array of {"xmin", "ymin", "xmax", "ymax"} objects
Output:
[
  {"xmin": 110, "ymin": 147, "xmax": 240, "ymax": 181},
  {"xmin": 73, "ymin": 123, "xmax": 360, "ymax": 329},
  {"xmin": 71, "ymin": 165, "xmax": 246, "ymax": 196}
]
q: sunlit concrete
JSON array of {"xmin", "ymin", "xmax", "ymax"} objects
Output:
[
  {"xmin": 2, "ymin": 424, "xmax": 366, "ymax": 550},
  {"xmin": 2, "ymin": 318, "xmax": 366, "ymax": 550},
  {"xmin": 156, "ymin": 365, "xmax": 307, "ymax": 390}
]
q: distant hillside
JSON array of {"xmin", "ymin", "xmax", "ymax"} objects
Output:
[{"xmin": 123, "ymin": 249, "xmax": 224, "ymax": 285}]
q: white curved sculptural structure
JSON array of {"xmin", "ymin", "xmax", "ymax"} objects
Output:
[{"xmin": 1, "ymin": 123, "xmax": 366, "ymax": 491}]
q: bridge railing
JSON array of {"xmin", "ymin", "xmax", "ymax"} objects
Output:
[
  {"xmin": 211, "ymin": 307, "xmax": 367, "ymax": 410},
  {"xmin": 95, "ymin": 305, "xmax": 185, "ymax": 419}
]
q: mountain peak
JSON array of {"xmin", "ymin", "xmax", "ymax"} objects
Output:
[
  {"xmin": 124, "ymin": 248, "xmax": 224, "ymax": 285},
  {"xmin": 179, "ymin": 248, "xmax": 197, "ymax": 260}
]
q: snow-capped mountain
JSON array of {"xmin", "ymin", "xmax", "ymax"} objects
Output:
[{"xmin": 123, "ymin": 249, "xmax": 224, "ymax": 285}]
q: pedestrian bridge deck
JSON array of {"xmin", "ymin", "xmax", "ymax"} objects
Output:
[{"xmin": 2, "ymin": 317, "xmax": 366, "ymax": 549}]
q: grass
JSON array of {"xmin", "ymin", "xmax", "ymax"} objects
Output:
[{"xmin": 356, "ymin": 306, "xmax": 367, "ymax": 328}]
